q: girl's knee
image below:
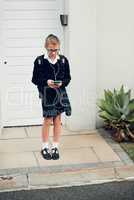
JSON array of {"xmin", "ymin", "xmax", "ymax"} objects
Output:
[
  {"xmin": 43, "ymin": 117, "xmax": 53, "ymax": 125},
  {"xmin": 53, "ymin": 115, "xmax": 61, "ymax": 125}
]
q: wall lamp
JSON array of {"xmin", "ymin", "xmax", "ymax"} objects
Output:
[{"xmin": 60, "ymin": 14, "xmax": 68, "ymax": 26}]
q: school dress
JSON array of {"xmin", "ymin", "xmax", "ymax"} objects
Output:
[{"xmin": 31, "ymin": 54, "xmax": 71, "ymax": 118}]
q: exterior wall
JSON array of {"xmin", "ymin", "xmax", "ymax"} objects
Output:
[
  {"xmin": 64, "ymin": 0, "xmax": 96, "ymax": 131},
  {"xmin": 96, "ymin": 0, "xmax": 134, "ymax": 127},
  {"xmin": 1, "ymin": 0, "xmax": 133, "ymax": 130},
  {"xmin": 0, "ymin": 0, "xmax": 3, "ymax": 134},
  {"xmin": 0, "ymin": 93, "xmax": 2, "ymax": 134}
]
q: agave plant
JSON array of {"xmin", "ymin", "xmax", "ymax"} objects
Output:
[{"xmin": 97, "ymin": 85, "xmax": 134, "ymax": 142}]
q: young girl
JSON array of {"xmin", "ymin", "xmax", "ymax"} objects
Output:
[{"xmin": 31, "ymin": 34, "xmax": 71, "ymax": 160}]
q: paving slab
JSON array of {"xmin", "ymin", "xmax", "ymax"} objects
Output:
[
  {"xmin": 28, "ymin": 167, "xmax": 116, "ymax": 188},
  {"xmin": 34, "ymin": 147, "xmax": 99, "ymax": 167},
  {"xmin": 115, "ymin": 165, "xmax": 134, "ymax": 179},
  {"xmin": 91, "ymin": 146, "xmax": 120, "ymax": 162},
  {"xmin": 97, "ymin": 128, "xmax": 134, "ymax": 166},
  {"xmin": 0, "ymin": 174, "xmax": 28, "ymax": 191},
  {"xmin": 0, "ymin": 152, "xmax": 38, "ymax": 170},
  {"xmin": 1, "ymin": 127, "xmax": 27, "ymax": 139},
  {"xmin": 25, "ymin": 125, "xmax": 83, "ymax": 138},
  {"xmin": 0, "ymin": 138, "xmax": 41, "ymax": 153},
  {"xmin": 25, "ymin": 126, "xmax": 42, "ymax": 138}
]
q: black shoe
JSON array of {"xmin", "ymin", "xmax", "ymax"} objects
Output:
[
  {"xmin": 41, "ymin": 148, "xmax": 51, "ymax": 160},
  {"xmin": 51, "ymin": 147, "xmax": 60, "ymax": 160}
]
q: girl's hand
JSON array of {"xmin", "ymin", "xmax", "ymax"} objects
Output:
[
  {"xmin": 47, "ymin": 80, "xmax": 62, "ymax": 88},
  {"xmin": 55, "ymin": 81, "xmax": 62, "ymax": 87},
  {"xmin": 47, "ymin": 79, "xmax": 55, "ymax": 88}
]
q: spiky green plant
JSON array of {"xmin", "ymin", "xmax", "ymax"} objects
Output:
[{"xmin": 97, "ymin": 85, "xmax": 134, "ymax": 142}]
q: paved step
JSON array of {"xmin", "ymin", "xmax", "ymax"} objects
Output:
[{"xmin": 0, "ymin": 165, "xmax": 134, "ymax": 192}]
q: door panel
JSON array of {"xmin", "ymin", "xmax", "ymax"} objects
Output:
[{"xmin": 1, "ymin": 0, "xmax": 64, "ymax": 126}]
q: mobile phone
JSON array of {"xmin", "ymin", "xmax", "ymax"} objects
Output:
[{"xmin": 53, "ymin": 80, "xmax": 62, "ymax": 85}]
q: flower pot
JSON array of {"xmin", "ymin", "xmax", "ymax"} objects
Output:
[{"xmin": 112, "ymin": 130, "xmax": 124, "ymax": 142}]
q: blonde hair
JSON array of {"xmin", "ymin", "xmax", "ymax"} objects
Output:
[{"xmin": 45, "ymin": 34, "xmax": 60, "ymax": 47}]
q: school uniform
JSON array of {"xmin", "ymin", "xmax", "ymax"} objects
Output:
[{"xmin": 31, "ymin": 54, "xmax": 71, "ymax": 118}]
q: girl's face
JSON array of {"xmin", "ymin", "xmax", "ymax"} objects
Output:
[{"xmin": 46, "ymin": 43, "xmax": 60, "ymax": 60}]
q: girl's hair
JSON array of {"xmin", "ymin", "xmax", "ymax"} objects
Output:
[{"xmin": 45, "ymin": 34, "xmax": 60, "ymax": 47}]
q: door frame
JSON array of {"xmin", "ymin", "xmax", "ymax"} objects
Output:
[{"xmin": 0, "ymin": 0, "xmax": 5, "ymax": 131}]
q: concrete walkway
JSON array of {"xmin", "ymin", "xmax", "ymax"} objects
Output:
[{"xmin": 0, "ymin": 126, "xmax": 134, "ymax": 192}]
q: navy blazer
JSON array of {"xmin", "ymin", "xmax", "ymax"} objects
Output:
[
  {"xmin": 31, "ymin": 54, "xmax": 71, "ymax": 94},
  {"xmin": 31, "ymin": 54, "xmax": 72, "ymax": 117}
]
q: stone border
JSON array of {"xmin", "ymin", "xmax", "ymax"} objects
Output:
[
  {"xmin": 0, "ymin": 165, "xmax": 134, "ymax": 193},
  {"xmin": 0, "ymin": 160, "xmax": 124, "ymax": 176}
]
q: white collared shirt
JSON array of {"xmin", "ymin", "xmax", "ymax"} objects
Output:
[{"xmin": 44, "ymin": 53, "xmax": 60, "ymax": 65}]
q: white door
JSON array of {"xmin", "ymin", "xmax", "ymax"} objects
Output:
[{"xmin": 1, "ymin": 0, "xmax": 64, "ymax": 127}]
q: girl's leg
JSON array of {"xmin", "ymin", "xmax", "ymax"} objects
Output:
[
  {"xmin": 41, "ymin": 117, "xmax": 52, "ymax": 160},
  {"xmin": 53, "ymin": 114, "xmax": 61, "ymax": 144},
  {"xmin": 42, "ymin": 117, "xmax": 52, "ymax": 144},
  {"xmin": 51, "ymin": 114, "xmax": 61, "ymax": 159}
]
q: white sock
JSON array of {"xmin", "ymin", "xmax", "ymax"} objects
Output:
[
  {"xmin": 42, "ymin": 142, "xmax": 49, "ymax": 149},
  {"xmin": 51, "ymin": 142, "xmax": 59, "ymax": 149}
]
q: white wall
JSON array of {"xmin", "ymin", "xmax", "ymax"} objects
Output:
[
  {"xmin": 0, "ymin": 0, "xmax": 3, "ymax": 134},
  {"xmin": 1, "ymin": 0, "xmax": 133, "ymax": 130},
  {"xmin": 64, "ymin": 0, "xmax": 96, "ymax": 131},
  {"xmin": 96, "ymin": 0, "xmax": 134, "ymax": 127}
]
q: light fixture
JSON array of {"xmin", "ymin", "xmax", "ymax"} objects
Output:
[{"xmin": 60, "ymin": 14, "xmax": 68, "ymax": 26}]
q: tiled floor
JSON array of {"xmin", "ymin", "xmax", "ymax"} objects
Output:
[{"xmin": 0, "ymin": 126, "xmax": 121, "ymax": 171}]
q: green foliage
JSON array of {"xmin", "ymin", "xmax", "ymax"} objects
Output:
[{"xmin": 97, "ymin": 85, "xmax": 134, "ymax": 142}]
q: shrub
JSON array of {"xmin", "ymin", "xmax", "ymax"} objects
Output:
[{"xmin": 97, "ymin": 85, "xmax": 134, "ymax": 142}]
